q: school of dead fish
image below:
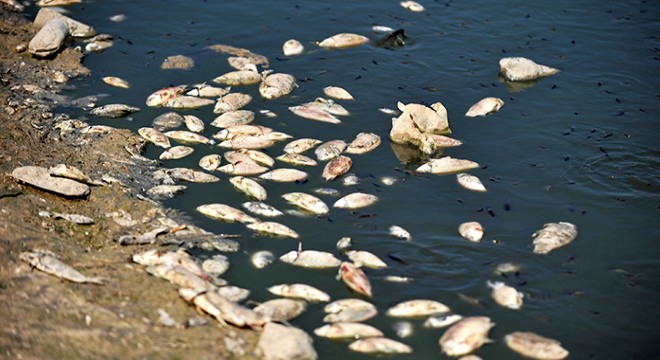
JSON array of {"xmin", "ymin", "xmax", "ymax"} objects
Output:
[{"xmin": 14, "ymin": 1, "xmax": 578, "ymax": 358}]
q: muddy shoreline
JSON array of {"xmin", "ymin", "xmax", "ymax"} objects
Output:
[{"xmin": 0, "ymin": 8, "xmax": 259, "ymax": 359}]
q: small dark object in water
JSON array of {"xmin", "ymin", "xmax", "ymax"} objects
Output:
[{"xmin": 377, "ymin": 29, "xmax": 407, "ymax": 48}]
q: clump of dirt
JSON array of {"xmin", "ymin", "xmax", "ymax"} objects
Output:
[{"xmin": 0, "ymin": 8, "xmax": 258, "ymax": 359}]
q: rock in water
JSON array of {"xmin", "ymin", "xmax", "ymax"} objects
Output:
[
  {"xmin": 499, "ymin": 57, "xmax": 560, "ymax": 82},
  {"xmin": 504, "ymin": 331, "xmax": 569, "ymax": 360},
  {"xmin": 257, "ymin": 323, "xmax": 318, "ymax": 360},
  {"xmin": 532, "ymin": 222, "xmax": 577, "ymax": 254},
  {"xmin": 13, "ymin": 166, "xmax": 90, "ymax": 197}
]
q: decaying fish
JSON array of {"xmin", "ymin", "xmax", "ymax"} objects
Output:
[
  {"xmin": 165, "ymin": 168, "xmax": 220, "ymax": 183},
  {"xmin": 183, "ymin": 115, "xmax": 205, "ymax": 133},
  {"xmin": 322, "ymin": 155, "xmax": 352, "ymax": 181},
  {"xmin": 459, "ymin": 221, "xmax": 484, "ymax": 242},
  {"xmin": 196, "ymin": 203, "xmax": 258, "ymax": 224},
  {"xmin": 465, "ymin": 97, "xmax": 504, "ymax": 117},
  {"xmin": 259, "ymin": 72, "xmax": 297, "ymax": 99},
  {"xmin": 213, "ymin": 69, "xmax": 262, "ymax": 86},
  {"xmin": 342, "ymin": 173, "xmax": 360, "ymax": 186},
  {"xmin": 423, "ymin": 313, "xmax": 463, "ymax": 328},
  {"xmin": 208, "ymin": 44, "xmax": 269, "ymax": 68},
  {"xmin": 319, "ymin": 33, "xmax": 369, "ymax": 49},
  {"xmin": 213, "ymin": 92, "xmax": 252, "ymax": 114},
  {"xmin": 280, "ymin": 249, "xmax": 341, "ymax": 269},
  {"xmin": 254, "ymin": 298, "xmax": 307, "ymax": 322},
  {"xmin": 48, "ymin": 164, "xmax": 101, "ymax": 186},
  {"xmin": 401, "ymin": 1, "xmax": 425, "ymax": 12},
  {"xmin": 389, "ymin": 225, "xmax": 412, "ymax": 241},
  {"xmin": 80, "ymin": 125, "xmax": 115, "ymax": 135},
  {"xmin": 336, "ymin": 236, "xmax": 353, "ymax": 252},
  {"xmin": 393, "ymin": 321, "xmax": 414, "ymax": 338},
  {"xmin": 152, "ymin": 111, "xmax": 184, "ymax": 131},
  {"xmin": 146, "ymin": 85, "xmax": 187, "ymax": 107},
  {"xmin": 487, "ymin": 281, "xmax": 524, "ymax": 310},
  {"xmin": 20, "ymin": 250, "xmax": 105, "ymax": 284},
  {"xmin": 383, "ymin": 275, "xmax": 414, "ymax": 283},
  {"xmin": 323, "ymin": 86, "xmax": 353, "ymax": 100},
  {"xmin": 147, "ymin": 184, "xmax": 186, "ymax": 199},
  {"xmin": 345, "ymin": 132, "xmax": 381, "ymax": 154},
  {"xmin": 416, "ymin": 156, "xmax": 480, "ymax": 175},
  {"xmin": 217, "ymin": 162, "xmax": 269, "ymax": 176},
  {"xmin": 179, "ymin": 288, "xmax": 267, "ymax": 329},
  {"xmin": 39, "ymin": 211, "xmax": 94, "ymax": 225},
  {"xmin": 323, "ymin": 298, "xmax": 378, "ymax": 323},
  {"xmin": 186, "ymin": 83, "xmax": 230, "ymax": 98},
  {"xmin": 532, "ymin": 222, "xmax": 578, "ymax": 254},
  {"xmin": 146, "ymin": 264, "xmax": 216, "ymax": 290},
  {"xmin": 339, "ymin": 262, "xmax": 372, "ymax": 298},
  {"xmin": 224, "ymin": 149, "xmax": 274, "ymax": 167},
  {"xmin": 499, "ymin": 57, "xmax": 560, "ymax": 82},
  {"xmin": 315, "ymin": 140, "xmax": 347, "ymax": 161},
  {"xmin": 242, "ymin": 202, "xmax": 284, "ymax": 217},
  {"xmin": 132, "ymin": 249, "xmax": 208, "ymax": 280},
  {"xmin": 90, "ymin": 103, "xmax": 140, "ymax": 118},
  {"xmin": 315, "ymin": 187, "xmax": 342, "ymax": 197},
  {"xmin": 246, "ymin": 221, "xmax": 299, "ymax": 239},
  {"xmin": 439, "ymin": 316, "xmax": 495, "ymax": 357},
  {"xmin": 333, "ymin": 192, "xmax": 378, "ymax": 209},
  {"xmin": 211, "ymin": 110, "xmax": 255, "ymax": 128},
  {"xmin": 163, "ymin": 96, "xmax": 214, "ymax": 110},
  {"xmin": 282, "ymin": 39, "xmax": 304, "ymax": 56},
  {"xmin": 303, "ymin": 97, "xmax": 350, "ymax": 116},
  {"xmin": 213, "ymin": 124, "xmax": 273, "ymax": 140},
  {"xmin": 386, "ymin": 299, "xmax": 450, "ymax": 318},
  {"xmin": 494, "ymin": 262, "xmax": 522, "ymax": 276},
  {"xmin": 139, "ymin": 127, "xmax": 171, "ymax": 148},
  {"xmin": 284, "ymin": 138, "xmax": 322, "ymax": 154},
  {"xmin": 276, "ymin": 153, "xmax": 318, "ymax": 167},
  {"xmin": 259, "ymin": 168, "xmax": 308, "ymax": 182},
  {"xmin": 251, "ymin": 250, "xmax": 275, "ymax": 269},
  {"xmin": 230, "ymin": 176, "xmax": 267, "ymax": 201},
  {"xmin": 218, "ymin": 135, "xmax": 275, "ymax": 150},
  {"xmin": 289, "ymin": 105, "xmax": 341, "ymax": 124},
  {"xmin": 456, "ymin": 173, "xmax": 487, "ymax": 192},
  {"xmin": 198, "ymin": 154, "xmax": 222, "ymax": 171},
  {"xmin": 227, "ymin": 56, "xmax": 254, "ymax": 70},
  {"xmin": 349, "ymin": 337, "xmax": 413, "ymax": 355},
  {"xmin": 202, "ymin": 255, "xmax": 230, "ymax": 275},
  {"xmin": 345, "ymin": 250, "xmax": 387, "ymax": 269},
  {"xmin": 164, "ymin": 130, "xmax": 214, "ymax": 145},
  {"xmin": 282, "ymin": 192, "xmax": 329, "ymax": 215},
  {"xmin": 315, "ymin": 322, "xmax": 384, "ymax": 340},
  {"xmin": 504, "ymin": 331, "xmax": 569, "ymax": 360},
  {"xmin": 102, "ymin": 76, "xmax": 130, "ymax": 89},
  {"xmin": 268, "ymin": 283, "xmax": 330, "ymax": 302},
  {"xmin": 218, "ymin": 285, "xmax": 250, "ymax": 303}
]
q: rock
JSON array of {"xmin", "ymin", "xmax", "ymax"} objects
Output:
[
  {"xmin": 12, "ymin": 166, "xmax": 90, "ymax": 197},
  {"xmin": 390, "ymin": 101, "xmax": 461, "ymax": 155},
  {"xmin": 161, "ymin": 55, "xmax": 195, "ymax": 70},
  {"xmin": 499, "ymin": 57, "xmax": 559, "ymax": 82},
  {"xmin": 28, "ymin": 19, "xmax": 68, "ymax": 57},
  {"xmin": 33, "ymin": 8, "xmax": 95, "ymax": 38},
  {"xmin": 256, "ymin": 323, "xmax": 317, "ymax": 360}
]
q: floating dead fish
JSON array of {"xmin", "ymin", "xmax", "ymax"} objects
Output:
[
  {"xmin": 315, "ymin": 187, "xmax": 342, "ymax": 197},
  {"xmin": 465, "ymin": 97, "xmax": 504, "ymax": 117},
  {"xmin": 416, "ymin": 157, "xmax": 480, "ymax": 175},
  {"xmin": 213, "ymin": 69, "xmax": 262, "ymax": 86},
  {"xmin": 459, "ymin": 221, "xmax": 484, "ymax": 242},
  {"xmin": 90, "ymin": 103, "xmax": 140, "ymax": 118},
  {"xmin": 243, "ymin": 202, "xmax": 284, "ymax": 217},
  {"xmin": 423, "ymin": 313, "xmax": 463, "ymax": 328},
  {"xmin": 196, "ymin": 203, "xmax": 258, "ymax": 224},
  {"xmin": 268, "ymin": 283, "xmax": 330, "ymax": 302},
  {"xmin": 342, "ymin": 173, "xmax": 360, "ymax": 186},
  {"xmin": 532, "ymin": 222, "xmax": 578, "ymax": 254},
  {"xmin": 132, "ymin": 249, "xmax": 208, "ymax": 280},
  {"xmin": 339, "ymin": 262, "xmax": 372, "ymax": 298},
  {"xmin": 164, "ymin": 96, "xmax": 214, "ymax": 110},
  {"xmin": 159, "ymin": 145, "xmax": 194, "ymax": 160},
  {"xmin": 218, "ymin": 285, "xmax": 250, "ymax": 303},
  {"xmin": 324, "ymin": 298, "xmax": 377, "ymax": 323},
  {"xmin": 400, "ymin": 1, "xmax": 424, "ymax": 12},
  {"xmin": 211, "ymin": 110, "xmax": 255, "ymax": 128},
  {"xmin": 282, "ymin": 192, "xmax": 329, "ymax": 215},
  {"xmin": 487, "ymin": 281, "xmax": 524, "ymax": 310},
  {"xmin": 323, "ymin": 86, "xmax": 353, "ymax": 100},
  {"xmin": 276, "ymin": 153, "xmax": 318, "ymax": 167},
  {"xmin": 199, "ymin": 154, "xmax": 222, "ymax": 171},
  {"xmin": 152, "ymin": 111, "xmax": 184, "ymax": 131},
  {"xmin": 315, "ymin": 140, "xmax": 347, "ymax": 161},
  {"xmin": 186, "ymin": 83, "xmax": 230, "ymax": 98},
  {"xmin": 146, "ymin": 85, "xmax": 187, "ymax": 107},
  {"xmin": 218, "ymin": 162, "xmax": 269, "ymax": 176},
  {"xmin": 20, "ymin": 250, "xmax": 105, "ymax": 284},
  {"xmin": 334, "ymin": 192, "xmax": 378, "ymax": 209},
  {"xmin": 227, "ymin": 56, "xmax": 254, "ymax": 70},
  {"xmin": 284, "ymin": 138, "xmax": 322, "ymax": 154},
  {"xmin": 230, "ymin": 176, "xmax": 267, "ymax": 201},
  {"xmin": 259, "ymin": 168, "xmax": 308, "ymax": 182},
  {"xmin": 48, "ymin": 164, "xmax": 101, "ymax": 186},
  {"xmin": 259, "ymin": 72, "xmax": 297, "ymax": 99},
  {"xmin": 289, "ymin": 105, "xmax": 341, "ymax": 124},
  {"xmin": 346, "ymin": 250, "xmax": 387, "ymax": 269},
  {"xmin": 102, "ymin": 76, "xmax": 130, "ymax": 89},
  {"xmin": 165, "ymin": 168, "xmax": 220, "ymax": 183},
  {"xmin": 304, "ymin": 97, "xmax": 350, "ymax": 116},
  {"xmin": 214, "ymin": 124, "xmax": 273, "ymax": 140},
  {"xmin": 224, "ymin": 149, "xmax": 274, "ymax": 167},
  {"xmin": 280, "ymin": 249, "xmax": 341, "ymax": 269},
  {"xmin": 84, "ymin": 34, "xmax": 113, "ymax": 53},
  {"xmin": 386, "ymin": 299, "xmax": 450, "ymax": 318},
  {"xmin": 202, "ymin": 255, "xmax": 229, "ymax": 276},
  {"xmin": 161, "ymin": 54, "xmax": 194, "ymax": 70},
  {"xmin": 319, "ymin": 33, "xmax": 369, "ymax": 49},
  {"xmin": 139, "ymin": 127, "xmax": 171, "ymax": 148},
  {"xmin": 383, "ymin": 275, "xmax": 414, "ymax": 283},
  {"xmin": 389, "ymin": 225, "xmax": 412, "ymax": 241},
  {"xmin": 504, "ymin": 331, "xmax": 569, "ymax": 360},
  {"xmin": 213, "ymin": 93, "xmax": 252, "ymax": 114},
  {"xmin": 499, "ymin": 57, "xmax": 560, "ymax": 82},
  {"xmin": 218, "ymin": 135, "xmax": 275, "ymax": 150},
  {"xmin": 247, "ymin": 221, "xmax": 299, "ymax": 238},
  {"xmin": 208, "ymin": 43, "xmax": 269, "ymax": 68},
  {"xmin": 439, "ymin": 316, "xmax": 495, "ymax": 357},
  {"xmin": 251, "ymin": 250, "xmax": 275, "ymax": 269},
  {"xmin": 147, "ymin": 184, "xmax": 187, "ymax": 199},
  {"xmin": 255, "ymin": 298, "xmax": 307, "ymax": 322},
  {"xmin": 393, "ymin": 321, "xmax": 414, "ymax": 338},
  {"xmin": 322, "ymin": 155, "xmax": 352, "ymax": 181},
  {"xmin": 282, "ymin": 39, "xmax": 304, "ymax": 56},
  {"xmin": 336, "ymin": 236, "xmax": 353, "ymax": 252},
  {"xmin": 456, "ymin": 173, "xmax": 487, "ymax": 192},
  {"xmin": 494, "ymin": 262, "xmax": 522, "ymax": 275},
  {"xmin": 12, "ymin": 166, "xmax": 90, "ymax": 197},
  {"xmin": 315, "ymin": 322, "xmax": 384, "ymax": 340},
  {"xmin": 39, "ymin": 210, "xmax": 94, "ymax": 225},
  {"xmin": 345, "ymin": 133, "xmax": 381, "ymax": 154},
  {"xmin": 349, "ymin": 337, "xmax": 412, "ymax": 355},
  {"xmin": 183, "ymin": 115, "xmax": 205, "ymax": 133}
]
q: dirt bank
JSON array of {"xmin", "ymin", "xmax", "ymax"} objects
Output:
[{"xmin": 0, "ymin": 8, "xmax": 258, "ymax": 359}]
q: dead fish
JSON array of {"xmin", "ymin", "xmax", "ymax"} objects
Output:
[
  {"xmin": 487, "ymin": 281, "xmax": 524, "ymax": 310},
  {"xmin": 532, "ymin": 222, "xmax": 578, "ymax": 254},
  {"xmin": 230, "ymin": 176, "xmax": 267, "ymax": 201},
  {"xmin": 268, "ymin": 283, "xmax": 330, "ymax": 302},
  {"xmin": 179, "ymin": 288, "xmax": 267, "ymax": 329},
  {"xmin": 118, "ymin": 226, "xmax": 169, "ymax": 246},
  {"xmin": 393, "ymin": 321, "xmax": 414, "ymax": 338},
  {"xmin": 465, "ymin": 97, "xmax": 504, "ymax": 117},
  {"xmin": 196, "ymin": 203, "xmax": 258, "ymax": 224},
  {"xmin": 345, "ymin": 132, "xmax": 381, "ymax": 154},
  {"xmin": 339, "ymin": 262, "xmax": 372, "ymax": 298},
  {"xmin": 159, "ymin": 145, "xmax": 194, "ymax": 160},
  {"xmin": 349, "ymin": 337, "xmax": 412, "ymax": 355},
  {"xmin": 459, "ymin": 221, "xmax": 484, "ymax": 242},
  {"xmin": 386, "ymin": 299, "xmax": 450, "ymax": 318},
  {"xmin": 259, "ymin": 168, "xmax": 308, "ymax": 182},
  {"xmin": 20, "ymin": 250, "xmax": 104, "ymax": 284},
  {"xmin": 280, "ymin": 249, "xmax": 341, "ymax": 269},
  {"xmin": 276, "ymin": 153, "xmax": 318, "ymax": 167},
  {"xmin": 186, "ymin": 83, "xmax": 230, "ymax": 98},
  {"xmin": 164, "ymin": 130, "xmax": 214, "ymax": 145},
  {"xmin": 323, "ymin": 155, "xmax": 352, "ymax": 181},
  {"xmin": 284, "ymin": 138, "xmax": 322, "ymax": 154},
  {"xmin": 218, "ymin": 135, "xmax": 275, "ymax": 150},
  {"xmin": 342, "ymin": 173, "xmax": 360, "ymax": 186},
  {"xmin": 456, "ymin": 173, "xmax": 487, "ymax": 192},
  {"xmin": 213, "ymin": 92, "xmax": 252, "ymax": 114},
  {"xmin": 303, "ymin": 97, "xmax": 350, "ymax": 116},
  {"xmin": 218, "ymin": 162, "xmax": 269, "ymax": 176},
  {"xmin": 213, "ymin": 69, "xmax": 262, "ymax": 86},
  {"xmin": 372, "ymin": 25, "xmax": 395, "ymax": 33},
  {"xmin": 38, "ymin": 211, "xmax": 94, "ymax": 225},
  {"xmin": 499, "ymin": 57, "xmax": 560, "ymax": 82},
  {"xmin": 323, "ymin": 298, "xmax": 377, "ymax": 323},
  {"xmin": 389, "ymin": 225, "xmax": 412, "ymax": 241},
  {"xmin": 315, "ymin": 187, "xmax": 342, "ymax": 197},
  {"xmin": 315, "ymin": 322, "xmax": 384, "ymax": 340},
  {"xmin": 333, "ymin": 192, "xmax": 378, "ymax": 209},
  {"xmin": 198, "ymin": 154, "xmax": 222, "ymax": 171},
  {"xmin": 416, "ymin": 156, "xmax": 480, "ymax": 175},
  {"xmin": 227, "ymin": 56, "xmax": 254, "ymax": 70},
  {"xmin": 133, "ymin": 249, "xmax": 208, "ymax": 280},
  {"xmin": 266, "ymin": 131, "xmax": 293, "ymax": 142},
  {"xmin": 260, "ymin": 109, "xmax": 277, "ymax": 118},
  {"xmin": 251, "ymin": 250, "xmax": 275, "ymax": 269},
  {"xmin": 379, "ymin": 107, "xmax": 398, "ymax": 115},
  {"xmin": 224, "ymin": 149, "xmax": 274, "ymax": 167},
  {"xmin": 202, "ymin": 255, "xmax": 230, "ymax": 275},
  {"xmin": 90, "ymin": 103, "xmax": 140, "ymax": 118},
  {"xmin": 211, "ymin": 110, "xmax": 255, "ymax": 128},
  {"xmin": 494, "ymin": 262, "xmax": 522, "ymax": 275},
  {"xmin": 163, "ymin": 96, "xmax": 214, "ymax": 110},
  {"xmin": 138, "ymin": 127, "xmax": 171, "ymax": 148},
  {"xmin": 504, "ymin": 331, "xmax": 569, "ymax": 360},
  {"xmin": 259, "ymin": 72, "xmax": 297, "ymax": 99},
  {"xmin": 152, "ymin": 111, "xmax": 184, "ymax": 131},
  {"xmin": 183, "ymin": 115, "xmax": 205, "ymax": 133},
  {"xmin": 165, "ymin": 168, "xmax": 220, "ymax": 183},
  {"xmin": 423, "ymin": 313, "xmax": 463, "ymax": 328},
  {"xmin": 254, "ymin": 298, "xmax": 307, "ymax": 322},
  {"xmin": 102, "ymin": 76, "xmax": 130, "ymax": 89},
  {"xmin": 315, "ymin": 140, "xmax": 347, "ymax": 161},
  {"xmin": 336, "ymin": 236, "xmax": 353, "ymax": 252},
  {"xmin": 323, "ymin": 86, "xmax": 353, "ymax": 100},
  {"xmin": 400, "ymin": 0, "xmax": 424, "ymax": 12},
  {"xmin": 439, "ymin": 316, "xmax": 495, "ymax": 357},
  {"xmin": 383, "ymin": 275, "xmax": 413, "ymax": 283},
  {"xmin": 48, "ymin": 164, "xmax": 101, "ymax": 186},
  {"xmin": 345, "ymin": 250, "xmax": 387, "ymax": 269},
  {"xmin": 289, "ymin": 105, "xmax": 341, "ymax": 124},
  {"xmin": 213, "ymin": 124, "xmax": 273, "ymax": 140},
  {"xmin": 80, "ymin": 125, "xmax": 115, "ymax": 134},
  {"xmin": 218, "ymin": 285, "xmax": 250, "ymax": 303},
  {"xmin": 243, "ymin": 202, "xmax": 284, "ymax": 217},
  {"xmin": 247, "ymin": 221, "xmax": 299, "ymax": 238},
  {"xmin": 146, "ymin": 85, "xmax": 187, "ymax": 107},
  {"xmin": 282, "ymin": 192, "xmax": 329, "ymax": 215},
  {"xmin": 147, "ymin": 184, "xmax": 187, "ymax": 199},
  {"xmin": 282, "ymin": 39, "xmax": 304, "ymax": 56},
  {"xmin": 319, "ymin": 33, "xmax": 369, "ymax": 49}
]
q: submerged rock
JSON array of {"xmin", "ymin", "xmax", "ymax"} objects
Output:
[{"xmin": 499, "ymin": 57, "xmax": 559, "ymax": 82}]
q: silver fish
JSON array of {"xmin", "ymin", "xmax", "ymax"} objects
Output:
[
  {"xmin": 146, "ymin": 184, "xmax": 186, "ymax": 199},
  {"xmin": 186, "ymin": 83, "xmax": 230, "ymax": 98},
  {"xmin": 282, "ymin": 39, "xmax": 304, "ymax": 56},
  {"xmin": 259, "ymin": 72, "xmax": 297, "ymax": 99},
  {"xmin": 289, "ymin": 105, "xmax": 341, "ymax": 124},
  {"xmin": 323, "ymin": 298, "xmax": 378, "ymax": 323},
  {"xmin": 303, "ymin": 97, "xmax": 350, "ymax": 116},
  {"xmin": 416, "ymin": 156, "xmax": 480, "ymax": 175},
  {"xmin": 152, "ymin": 111, "xmax": 184, "ymax": 131},
  {"xmin": 213, "ymin": 124, "xmax": 273, "ymax": 140},
  {"xmin": 165, "ymin": 168, "xmax": 220, "ymax": 183},
  {"xmin": 465, "ymin": 97, "xmax": 504, "ymax": 117},
  {"xmin": 276, "ymin": 153, "xmax": 318, "ymax": 167},
  {"xmin": 163, "ymin": 96, "xmax": 214, "ymax": 110},
  {"xmin": 345, "ymin": 132, "xmax": 381, "ymax": 155},
  {"xmin": 423, "ymin": 313, "xmax": 463, "ymax": 328},
  {"xmin": 389, "ymin": 225, "xmax": 412, "ymax": 241},
  {"xmin": 213, "ymin": 92, "xmax": 252, "ymax": 114},
  {"xmin": 456, "ymin": 173, "xmax": 487, "ymax": 192},
  {"xmin": 345, "ymin": 250, "xmax": 387, "ymax": 269},
  {"xmin": 202, "ymin": 255, "xmax": 230, "ymax": 275},
  {"xmin": 218, "ymin": 162, "xmax": 269, "ymax": 176},
  {"xmin": 401, "ymin": 1, "xmax": 425, "ymax": 12},
  {"xmin": 164, "ymin": 130, "xmax": 214, "ymax": 145},
  {"xmin": 102, "ymin": 76, "xmax": 130, "ymax": 89},
  {"xmin": 318, "ymin": 33, "xmax": 369, "ymax": 49},
  {"xmin": 282, "ymin": 192, "xmax": 329, "ymax": 215},
  {"xmin": 212, "ymin": 69, "xmax": 262, "ymax": 86},
  {"xmin": 198, "ymin": 154, "xmax": 222, "ymax": 171},
  {"xmin": 20, "ymin": 250, "xmax": 105, "ymax": 284},
  {"xmin": 393, "ymin": 321, "xmax": 414, "ymax": 338},
  {"xmin": 138, "ymin": 127, "xmax": 171, "ymax": 148},
  {"xmin": 322, "ymin": 155, "xmax": 352, "ymax": 181},
  {"xmin": 183, "ymin": 114, "xmax": 205, "ymax": 133},
  {"xmin": 224, "ymin": 149, "xmax": 274, "ymax": 167}
]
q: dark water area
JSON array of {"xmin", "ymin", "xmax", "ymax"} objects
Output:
[{"xmin": 27, "ymin": 0, "xmax": 660, "ymax": 358}]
